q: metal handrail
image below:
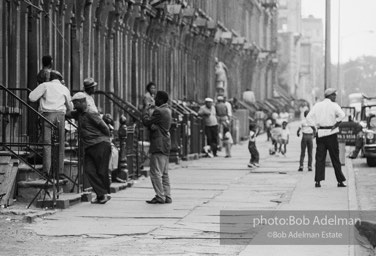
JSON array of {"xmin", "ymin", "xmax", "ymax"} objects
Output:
[
  {"xmin": 2, "ymin": 145, "xmax": 51, "ymax": 181},
  {"xmin": 171, "ymin": 100, "xmax": 189, "ymax": 115},
  {"xmin": 6, "ymin": 88, "xmax": 32, "ymax": 93},
  {"xmin": 71, "ymin": 90, "xmax": 142, "ymax": 122},
  {"xmin": 65, "ymin": 118, "xmax": 77, "ymax": 129},
  {"xmin": 1, "ymin": 84, "xmax": 61, "ymax": 208},
  {"xmin": 94, "ymin": 91, "xmax": 131, "ymax": 111},
  {"xmin": 172, "ymin": 100, "xmax": 198, "ymax": 116},
  {"xmin": 0, "ymin": 84, "xmax": 57, "ymax": 128},
  {"xmin": 71, "ymin": 89, "xmax": 144, "ymax": 179},
  {"xmin": 103, "ymin": 91, "xmax": 142, "ymax": 121}
]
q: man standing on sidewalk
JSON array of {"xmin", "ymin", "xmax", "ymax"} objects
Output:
[
  {"xmin": 142, "ymin": 91, "xmax": 172, "ymax": 204},
  {"xmin": 198, "ymin": 98, "xmax": 219, "ymax": 157},
  {"xmin": 306, "ymin": 88, "xmax": 346, "ymax": 188}
]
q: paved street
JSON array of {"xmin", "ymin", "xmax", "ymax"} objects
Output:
[{"xmin": 1, "ymin": 121, "xmax": 374, "ymax": 256}]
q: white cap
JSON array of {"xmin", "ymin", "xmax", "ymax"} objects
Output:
[
  {"xmin": 205, "ymin": 97, "xmax": 213, "ymax": 102},
  {"xmin": 217, "ymin": 96, "xmax": 224, "ymax": 101},
  {"xmin": 71, "ymin": 92, "xmax": 87, "ymax": 101},
  {"xmin": 324, "ymin": 88, "xmax": 337, "ymax": 97}
]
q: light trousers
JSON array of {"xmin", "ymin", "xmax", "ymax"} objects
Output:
[{"xmin": 149, "ymin": 153, "xmax": 170, "ymax": 200}]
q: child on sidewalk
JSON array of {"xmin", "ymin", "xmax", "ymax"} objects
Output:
[
  {"xmin": 248, "ymin": 122, "xmax": 260, "ymax": 168},
  {"xmin": 279, "ymin": 121, "xmax": 290, "ymax": 155},
  {"xmin": 269, "ymin": 121, "xmax": 282, "ymax": 155},
  {"xmin": 222, "ymin": 125, "xmax": 233, "ymax": 158}
]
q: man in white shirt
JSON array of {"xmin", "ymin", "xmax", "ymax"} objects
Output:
[
  {"xmin": 29, "ymin": 70, "xmax": 72, "ymax": 175},
  {"xmin": 198, "ymin": 98, "xmax": 219, "ymax": 157},
  {"xmin": 83, "ymin": 77, "xmax": 99, "ymax": 113},
  {"xmin": 306, "ymin": 88, "xmax": 346, "ymax": 188}
]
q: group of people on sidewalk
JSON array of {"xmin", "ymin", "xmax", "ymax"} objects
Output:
[
  {"xmin": 29, "ymin": 54, "xmax": 349, "ymax": 208},
  {"xmin": 29, "ymin": 55, "xmax": 173, "ymax": 205},
  {"xmin": 245, "ymin": 88, "xmax": 348, "ymax": 188},
  {"xmin": 30, "ymin": 55, "xmax": 114, "ymax": 204},
  {"xmin": 198, "ymin": 96, "xmax": 233, "ymax": 158},
  {"xmin": 205, "ymin": 87, "xmax": 348, "ymax": 189}
]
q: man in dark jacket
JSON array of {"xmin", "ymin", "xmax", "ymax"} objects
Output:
[{"xmin": 142, "ymin": 91, "xmax": 172, "ymax": 204}]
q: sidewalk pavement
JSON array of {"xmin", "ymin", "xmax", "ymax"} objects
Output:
[{"xmin": 24, "ymin": 120, "xmax": 365, "ymax": 256}]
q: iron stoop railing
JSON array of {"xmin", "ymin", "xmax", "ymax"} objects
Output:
[
  {"xmin": 72, "ymin": 90, "xmax": 145, "ymax": 180},
  {"xmin": 95, "ymin": 91, "xmax": 145, "ymax": 179},
  {"xmin": 0, "ymin": 84, "xmax": 60, "ymax": 208}
]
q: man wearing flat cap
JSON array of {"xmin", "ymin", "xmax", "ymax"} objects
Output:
[
  {"xmin": 29, "ymin": 70, "xmax": 72, "ymax": 176},
  {"xmin": 198, "ymin": 98, "xmax": 219, "ymax": 157},
  {"xmin": 83, "ymin": 77, "xmax": 99, "ymax": 113},
  {"xmin": 306, "ymin": 88, "xmax": 346, "ymax": 188},
  {"xmin": 67, "ymin": 92, "xmax": 112, "ymax": 204}
]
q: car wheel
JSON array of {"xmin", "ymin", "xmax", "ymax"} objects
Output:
[{"xmin": 366, "ymin": 157, "xmax": 376, "ymax": 167}]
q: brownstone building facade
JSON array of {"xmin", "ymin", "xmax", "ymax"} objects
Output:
[{"xmin": 0, "ymin": 0, "xmax": 278, "ymax": 111}]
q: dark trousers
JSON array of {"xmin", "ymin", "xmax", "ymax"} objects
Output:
[
  {"xmin": 248, "ymin": 141, "xmax": 259, "ymax": 164},
  {"xmin": 84, "ymin": 141, "xmax": 112, "ymax": 197},
  {"xmin": 315, "ymin": 134, "xmax": 346, "ymax": 183},
  {"xmin": 205, "ymin": 125, "xmax": 218, "ymax": 156},
  {"xmin": 350, "ymin": 135, "xmax": 364, "ymax": 158},
  {"xmin": 299, "ymin": 134, "xmax": 313, "ymax": 167},
  {"xmin": 266, "ymin": 128, "xmax": 271, "ymax": 141}
]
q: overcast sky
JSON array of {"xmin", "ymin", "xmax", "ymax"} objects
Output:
[{"xmin": 301, "ymin": 0, "xmax": 376, "ymax": 63}]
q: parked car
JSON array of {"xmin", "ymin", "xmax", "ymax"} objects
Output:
[{"xmin": 361, "ymin": 104, "xmax": 376, "ymax": 167}]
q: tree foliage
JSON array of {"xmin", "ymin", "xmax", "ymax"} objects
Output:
[{"xmin": 342, "ymin": 56, "xmax": 376, "ymax": 97}]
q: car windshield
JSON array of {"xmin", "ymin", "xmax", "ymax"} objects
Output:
[{"xmin": 366, "ymin": 107, "xmax": 376, "ymax": 117}]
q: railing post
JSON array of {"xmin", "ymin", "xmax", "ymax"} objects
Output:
[
  {"xmin": 169, "ymin": 116, "xmax": 180, "ymax": 164},
  {"xmin": 126, "ymin": 121, "xmax": 136, "ymax": 179},
  {"xmin": 117, "ymin": 121, "xmax": 128, "ymax": 180},
  {"xmin": 199, "ymin": 117, "xmax": 205, "ymax": 156},
  {"xmin": 51, "ymin": 120, "xmax": 60, "ymax": 208},
  {"xmin": 1, "ymin": 107, "xmax": 9, "ymax": 147},
  {"xmin": 182, "ymin": 113, "xmax": 189, "ymax": 159}
]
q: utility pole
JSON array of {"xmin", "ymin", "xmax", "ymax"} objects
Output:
[
  {"xmin": 337, "ymin": 0, "xmax": 341, "ymax": 104},
  {"xmin": 325, "ymin": 0, "xmax": 331, "ymax": 90}
]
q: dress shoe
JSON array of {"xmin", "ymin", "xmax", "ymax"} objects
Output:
[
  {"xmin": 308, "ymin": 167, "xmax": 312, "ymax": 172},
  {"xmin": 91, "ymin": 195, "xmax": 111, "ymax": 204},
  {"xmin": 165, "ymin": 196, "xmax": 172, "ymax": 204},
  {"xmin": 99, "ymin": 195, "xmax": 111, "ymax": 204},
  {"xmin": 146, "ymin": 196, "xmax": 165, "ymax": 204},
  {"xmin": 315, "ymin": 182, "xmax": 321, "ymax": 188},
  {"xmin": 91, "ymin": 198, "xmax": 101, "ymax": 204},
  {"xmin": 298, "ymin": 167, "xmax": 303, "ymax": 172},
  {"xmin": 337, "ymin": 182, "xmax": 347, "ymax": 187}
]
